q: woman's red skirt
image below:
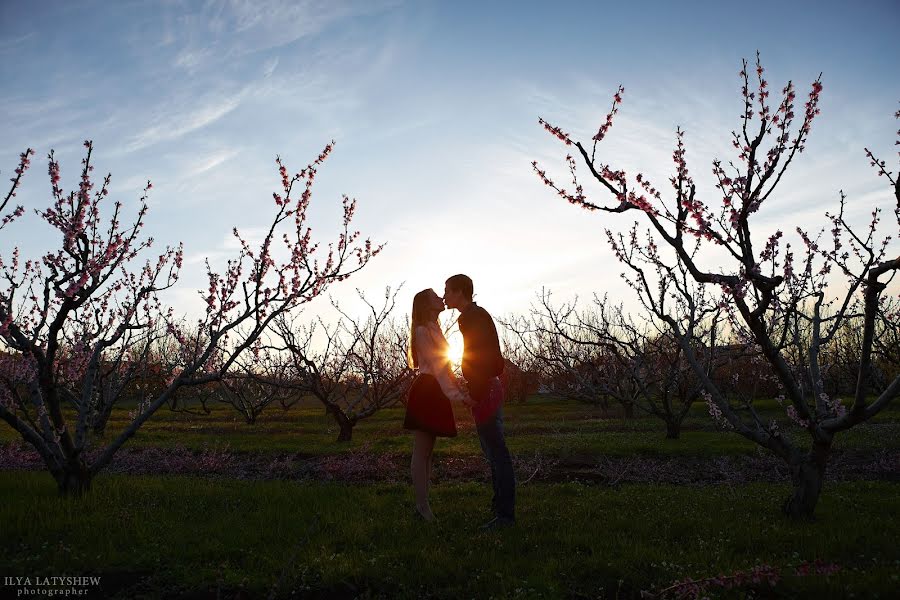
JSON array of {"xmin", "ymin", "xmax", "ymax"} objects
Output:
[{"xmin": 403, "ymin": 373, "xmax": 457, "ymax": 437}]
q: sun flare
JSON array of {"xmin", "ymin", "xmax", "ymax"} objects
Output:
[{"xmin": 445, "ymin": 331, "xmax": 464, "ymax": 369}]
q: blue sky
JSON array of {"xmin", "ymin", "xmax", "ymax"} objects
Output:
[{"xmin": 1, "ymin": 0, "xmax": 898, "ymax": 328}]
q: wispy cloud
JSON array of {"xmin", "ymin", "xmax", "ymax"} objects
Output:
[
  {"xmin": 0, "ymin": 31, "xmax": 35, "ymax": 53},
  {"xmin": 173, "ymin": 48, "xmax": 213, "ymax": 71},
  {"xmin": 261, "ymin": 56, "xmax": 279, "ymax": 79},
  {"xmin": 0, "ymin": 96, "xmax": 82, "ymax": 120},
  {"xmin": 167, "ymin": 0, "xmax": 402, "ymax": 72},
  {"xmin": 184, "ymin": 148, "xmax": 241, "ymax": 178},
  {"xmin": 122, "ymin": 91, "xmax": 246, "ymax": 153}
]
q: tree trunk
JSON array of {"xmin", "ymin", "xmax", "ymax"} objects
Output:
[
  {"xmin": 665, "ymin": 419, "xmax": 680, "ymax": 439},
  {"xmin": 783, "ymin": 446, "xmax": 828, "ymax": 519},
  {"xmin": 326, "ymin": 405, "xmax": 354, "ymax": 442},
  {"xmin": 92, "ymin": 399, "xmax": 115, "ymax": 436},
  {"xmin": 53, "ymin": 460, "xmax": 93, "ymax": 497},
  {"xmin": 336, "ymin": 418, "xmax": 353, "ymax": 442},
  {"xmin": 622, "ymin": 400, "xmax": 634, "ymax": 420}
]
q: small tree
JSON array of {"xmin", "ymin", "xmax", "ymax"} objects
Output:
[
  {"xmin": 0, "ymin": 140, "xmax": 380, "ymax": 495},
  {"xmin": 215, "ymin": 346, "xmax": 295, "ymax": 424},
  {"xmin": 534, "ymin": 55, "xmax": 899, "ymax": 517},
  {"xmin": 498, "ymin": 330, "xmax": 538, "ymax": 404},
  {"xmin": 816, "ymin": 299, "xmax": 898, "ymax": 396},
  {"xmin": 274, "ymin": 287, "xmax": 413, "ymax": 441},
  {"xmin": 503, "ymin": 292, "xmax": 622, "ymax": 416},
  {"xmin": 506, "ymin": 284, "xmax": 720, "ymax": 436}
]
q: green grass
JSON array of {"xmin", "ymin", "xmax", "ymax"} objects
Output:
[
  {"xmin": 2, "ymin": 396, "xmax": 897, "ymax": 597},
  {"xmin": 2, "ymin": 395, "xmax": 896, "ymax": 458},
  {"xmin": 1, "ymin": 471, "xmax": 896, "ymax": 599}
]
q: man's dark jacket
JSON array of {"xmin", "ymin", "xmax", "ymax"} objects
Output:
[{"xmin": 458, "ymin": 302, "xmax": 504, "ymax": 401}]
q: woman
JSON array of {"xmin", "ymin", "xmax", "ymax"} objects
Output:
[{"xmin": 405, "ymin": 288, "xmax": 466, "ymax": 521}]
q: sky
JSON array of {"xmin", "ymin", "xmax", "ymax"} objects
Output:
[{"xmin": 1, "ymin": 0, "xmax": 898, "ymax": 335}]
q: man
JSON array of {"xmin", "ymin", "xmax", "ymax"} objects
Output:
[{"xmin": 444, "ymin": 274, "xmax": 515, "ymax": 529}]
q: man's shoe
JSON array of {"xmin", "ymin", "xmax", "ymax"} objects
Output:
[{"xmin": 479, "ymin": 517, "xmax": 514, "ymax": 530}]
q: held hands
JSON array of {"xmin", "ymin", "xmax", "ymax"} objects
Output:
[{"xmin": 455, "ymin": 378, "xmax": 477, "ymax": 407}]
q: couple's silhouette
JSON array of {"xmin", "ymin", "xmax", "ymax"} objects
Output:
[{"xmin": 404, "ymin": 274, "xmax": 515, "ymax": 528}]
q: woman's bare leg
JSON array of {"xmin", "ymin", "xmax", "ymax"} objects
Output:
[{"xmin": 411, "ymin": 430, "xmax": 436, "ymax": 520}]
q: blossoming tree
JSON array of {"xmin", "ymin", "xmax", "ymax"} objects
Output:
[
  {"xmin": 534, "ymin": 55, "xmax": 899, "ymax": 518},
  {"xmin": 0, "ymin": 140, "xmax": 380, "ymax": 495}
]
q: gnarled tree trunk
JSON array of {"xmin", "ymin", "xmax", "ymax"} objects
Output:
[
  {"xmin": 665, "ymin": 419, "xmax": 681, "ymax": 440},
  {"xmin": 326, "ymin": 405, "xmax": 356, "ymax": 442},
  {"xmin": 783, "ymin": 443, "xmax": 829, "ymax": 519},
  {"xmin": 52, "ymin": 459, "xmax": 93, "ymax": 497}
]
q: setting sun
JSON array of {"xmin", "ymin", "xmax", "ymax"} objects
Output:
[{"xmin": 445, "ymin": 330, "xmax": 464, "ymax": 369}]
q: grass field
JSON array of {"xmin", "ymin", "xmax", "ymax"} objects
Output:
[
  {"xmin": 2, "ymin": 474, "xmax": 898, "ymax": 599},
  {"xmin": 2, "ymin": 395, "xmax": 896, "ymax": 457},
  {"xmin": 1, "ymin": 396, "xmax": 897, "ymax": 598}
]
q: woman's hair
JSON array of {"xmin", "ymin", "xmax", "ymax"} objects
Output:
[{"xmin": 408, "ymin": 288, "xmax": 442, "ymax": 369}]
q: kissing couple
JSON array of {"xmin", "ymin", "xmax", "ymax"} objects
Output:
[{"xmin": 403, "ymin": 274, "xmax": 516, "ymax": 529}]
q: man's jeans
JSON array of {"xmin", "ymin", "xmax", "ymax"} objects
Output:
[{"xmin": 476, "ymin": 406, "xmax": 516, "ymax": 520}]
